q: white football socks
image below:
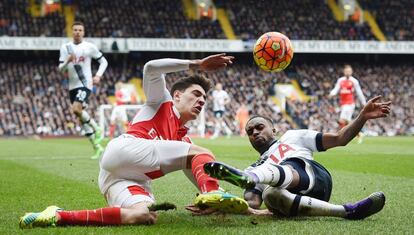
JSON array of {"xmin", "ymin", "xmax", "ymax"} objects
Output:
[
  {"xmin": 81, "ymin": 110, "xmax": 99, "ymax": 131},
  {"xmin": 264, "ymin": 188, "xmax": 346, "ymax": 217},
  {"xmin": 248, "ymin": 163, "xmax": 293, "ymax": 188}
]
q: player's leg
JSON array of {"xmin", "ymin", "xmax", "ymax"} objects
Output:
[
  {"xmin": 211, "ymin": 111, "xmax": 222, "ymax": 139},
  {"xmin": 149, "ymin": 140, "xmax": 248, "ymax": 213},
  {"xmin": 69, "ymin": 88, "xmax": 103, "ymax": 158},
  {"xmin": 204, "ymin": 158, "xmax": 295, "ymax": 190},
  {"xmin": 109, "ymin": 107, "xmax": 118, "ymax": 139},
  {"xmin": 339, "ymin": 104, "xmax": 353, "ymax": 130},
  {"xmin": 222, "ymin": 119, "xmax": 232, "ymax": 138},
  {"xmin": 263, "ymin": 187, "xmax": 385, "ymax": 220},
  {"xmin": 20, "ymin": 184, "xmax": 157, "ymax": 228},
  {"xmin": 119, "ymin": 106, "xmax": 128, "ymax": 134}
]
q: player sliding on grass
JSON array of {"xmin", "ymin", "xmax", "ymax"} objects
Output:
[
  {"xmin": 19, "ymin": 54, "xmax": 248, "ymax": 229},
  {"xmin": 201, "ymin": 96, "xmax": 390, "ymax": 219}
]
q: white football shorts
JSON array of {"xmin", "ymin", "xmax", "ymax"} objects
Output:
[
  {"xmin": 98, "ymin": 134, "xmax": 191, "ymax": 207},
  {"xmin": 340, "ymin": 104, "xmax": 355, "ymax": 122}
]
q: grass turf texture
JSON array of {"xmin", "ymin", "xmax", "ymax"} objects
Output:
[{"xmin": 0, "ymin": 137, "xmax": 413, "ymax": 235}]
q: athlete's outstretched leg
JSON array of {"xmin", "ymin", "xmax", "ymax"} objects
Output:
[{"xmin": 262, "ymin": 187, "xmax": 385, "ymax": 220}]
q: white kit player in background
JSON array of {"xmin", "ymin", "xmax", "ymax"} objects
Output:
[
  {"xmin": 329, "ymin": 65, "xmax": 366, "ymax": 143},
  {"xmin": 210, "ymin": 83, "xmax": 232, "ymax": 139},
  {"xmin": 58, "ymin": 21, "xmax": 108, "ymax": 159},
  {"xmin": 109, "ymin": 81, "xmax": 138, "ymax": 139}
]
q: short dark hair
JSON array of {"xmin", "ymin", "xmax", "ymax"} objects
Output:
[
  {"xmin": 170, "ymin": 75, "xmax": 212, "ymax": 96},
  {"xmin": 72, "ymin": 21, "xmax": 84, "ymax": 28},
  {"xmin": 246, "ymin": 115, "xmax": 274, "ymax": 127}
]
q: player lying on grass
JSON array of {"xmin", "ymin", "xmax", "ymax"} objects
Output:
[
  {"xmin": 197, "ymin": 96, "xmax": 390, "ymax": 219},
  {"xmin": 19, "ymin": 54, "xmax": 249, "ymax": 229}
]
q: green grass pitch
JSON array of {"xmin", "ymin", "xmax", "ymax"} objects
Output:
[{"xmin": 0, "ymin": 136, "xmax": 413, "ymax": 234}]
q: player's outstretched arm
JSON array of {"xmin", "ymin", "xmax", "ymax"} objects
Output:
[
  {"xmin": 322, "ymin": 96, "xmax": 391, "ymax": 150},
  {"xmin": 190, "ymin": 53, "xmax": 234, "ymax": 72},
  {"xmin": 93, "ymin": 56, "xmax": 108, "ymax": 84},
  {"xmin": 328, "ymin": 78, "xmax": 340, "ymax": 97},
  {"xmin": 143, "ymin": 54, "xmax": 234, "ymax": 104}
]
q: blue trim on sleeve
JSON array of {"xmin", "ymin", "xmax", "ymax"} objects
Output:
[{"xmin": 316, "ymin": 132, "xmax": 325, "ymax": 152}]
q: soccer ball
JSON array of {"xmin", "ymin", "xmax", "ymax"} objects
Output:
[{"xmin": 253, "ymin": 32, "xmax": 294, "ymax": 72}]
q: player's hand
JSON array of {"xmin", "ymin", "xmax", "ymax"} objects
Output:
[
  {"xmin": 93, "ymin": 75, "xmax": 101, "ymax": 84},
  {"xmin": 360, "ymin": 96, "xmax": 391, "ymax": 120},
  {"xmin": 247, "ymin": 208, "xmax": 273, "ymax": 216},
  {"xmin": 185, "ymin": 205, "xmax": 221, "ymax": 216},
  {"xmin": 191, "ymin": 53, "xmax": 234, "ymax": 72},
  {"xmin": 67, "ymin": 54, "xmax": 76, "ymax": 63}
]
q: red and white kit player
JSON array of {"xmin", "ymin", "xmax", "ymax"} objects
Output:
[
  {"xmin": 19, "ymin": 54, "xmax": 249, "ymax": 229},
  {"xmin": 108, "ymin": 81, "xmax": 137, "ymax": 138},
  {"xmin": 329, "ymin": 65, "xmax": 366, "ymax": 128}
]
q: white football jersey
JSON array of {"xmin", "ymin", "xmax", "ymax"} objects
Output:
[
  {"xmin": 59, "ymin": 41, "xmax": 103, "ymax": 90},
  {"xmin": 245, "ymin": 130, "xmax": 325, "ymax": 194},
  {"xmin": 212, "ymin": 90, "xmax": 230, "ymax": 112}
]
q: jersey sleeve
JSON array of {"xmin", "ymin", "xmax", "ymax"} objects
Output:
[
  {"xmin": 353, "ymin": 78, "xmax": 367, "ymax": 105},
  {"xmin": 329, "ymin": 78, "xmax": 341, "ymax": 96},
  {"xmin": 90, "ymin": 43, "xmax": 103, "ymax": 60},
  {"xmin": 224, "ymin": 90, "xmax": 230, "ymax": 100},
  {"xmin": 143, "ymin": 58, "xmax": 191, "ymax": 105},
  {"xmin": 59, "ymin": 45, "xmax": 68, "ymax": 63},
  {"xmin": 282, "ymin": 130, "xmax": 325, "ymax": 152}
]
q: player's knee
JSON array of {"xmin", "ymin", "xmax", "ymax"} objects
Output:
[
  {"xmin": 71, "ymin": 104, "xmax": 83, "ymax": 116},
  {"xmin": 263, "ymin": 187, "xmax": 293, "ymax": 216},
  {"xmin": 188, "ymin": 145, "xmax": 214, "ymax": 157}
]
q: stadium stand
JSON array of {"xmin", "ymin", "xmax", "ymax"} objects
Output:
[
  {"xmin": 289, "ymin": 63, "xmax": 414, "ymax": 136},
  {"xmin": 2, "ymin": 0, "xmax": 403, "ymax": 41},
  {"xmin": 1, "ymin": 56, "xmax": 413, "ymax": 137},
  {"xmin": 358, "ymin": 0, "xmax": 414, "ymax": 40},
  {"xmin": 75, "ymin": 0, "xmax": 225, "ymax": 38},
  {"xmin": 0, "ymin": 0, "xmax": 65, "ymax": 36},
  {"xmin": 216, "ymin": 0, "xmax": 376, "ymax": 40}
]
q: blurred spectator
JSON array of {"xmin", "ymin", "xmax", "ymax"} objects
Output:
[
  {"xmin": 75, "ymin": 0, "xmax": 225, "ymax": 38},
  {"xmin": 221, "ymin": 0, "xmax": 376, "ymax": 41},
  {"xmin": 359, "ymin": 0, "xmax": 414, "ymax": 40},
  {"xmin": 0, "ymin": 0, "xmax": 65, "ymax": 36},
  {"xmin": 1, "ymin": 58, "xmax": 413, "ymax": 137}
]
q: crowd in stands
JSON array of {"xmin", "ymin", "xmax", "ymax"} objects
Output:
[
  {"xmin": 0, "ymin": 0, "xmax": 65, "ymax": 37},
  {"xmin": 217, "ymin": 0, "xmax": 376, "ymax": 41},
  {"xmin": 359, "ymin": 0, "xmax": 414, "ymax": 40},
  {"xmin": 1, "ymin": 56, "xmax": 413, "ymax": 137},
  {"xmin": 75, "ymin": 0, "xmax": 225, "ymax": 38},
  {"xmin": 1, "ymin": 0, "xmax": 413, "ymax": 41},
  {"xmin": 0, "ymin": 58, "xmax": 128, "ymax": 136},
  {"xmin": 289, "ymin": 63, "xmax": 414, "ymax": 136}
]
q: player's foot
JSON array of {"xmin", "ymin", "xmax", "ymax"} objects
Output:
[
  {"xmin": 91, "ymin": 145, "xmax": 104, "ymax": 159},
  {"xmin": 94, "ymin": 127, "xmax": 104, "ymax": 145},
  {"xmin": 204, "ymin": 162, "xmax": 256, "ymax": 189},
  {"xmin": 19, "ymin": 206, "xmax": 61, "ymax": 229},
  {"xmin": 344, "ymin": 192, "xmax": 385, "ymax": 220},
  {"xmin": 194, "ymin": 190, "xmax": 248, "ymax": 214}
]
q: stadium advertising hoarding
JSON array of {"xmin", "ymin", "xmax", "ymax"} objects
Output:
[{"xmin": 1, "ymin": 37, "xmax": 414, "ymax": 54}]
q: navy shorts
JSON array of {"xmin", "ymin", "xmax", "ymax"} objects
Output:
[
  {"xmin": 281, "ymin": 157, "xmax": 332, "ymax": 202},
  {"xmin": 69, "ymin": 87, "xmax": 91, "ymax": 106}
]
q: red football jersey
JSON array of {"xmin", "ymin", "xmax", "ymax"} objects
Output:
[
  {"xmin": 126, "ymin": 59, "xmax": 192, "ymax": 142},
  {"xmin": 330, "ymin": 76, "xmax": 366, "ymax": 106}
]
